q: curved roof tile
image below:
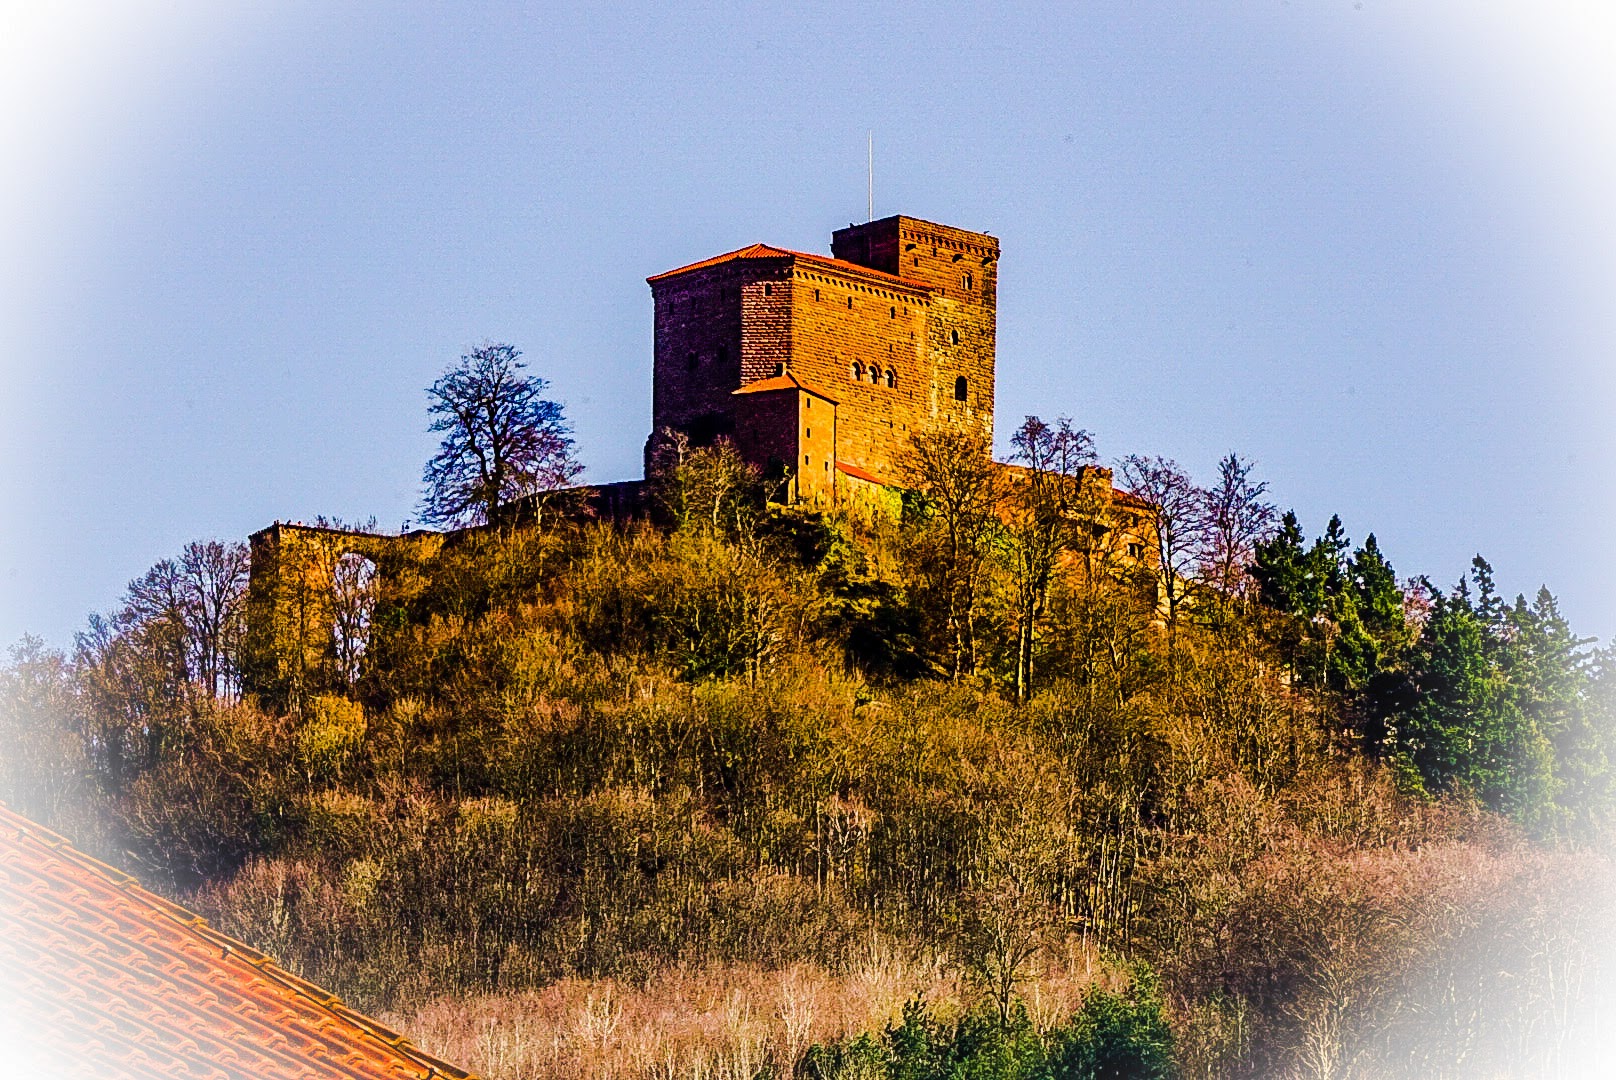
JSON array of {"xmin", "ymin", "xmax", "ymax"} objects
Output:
[{"xmin": 0, "ymin": 804, "xmax": 475, "ymax": 1080}]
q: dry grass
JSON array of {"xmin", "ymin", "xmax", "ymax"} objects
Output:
[{"xmin": 389, "ymin": 939, "xmax": 1117, "ymax": 1080}]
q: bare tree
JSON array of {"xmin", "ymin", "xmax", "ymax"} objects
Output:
[
  {"xmin": 330, "ymin": 552, "xmax": 378, "ymax": 689},
  {"xmin": 120, "ymin": 540, "xmax": 251, "ymax": 703},
  {"xmin": 901, "ymin": 427, "xmax": 1002, "ymax": 680},
  {"xmin": 421, "ymin": 342, "xmax": 583, "ymax": 528},
  {"xmin": 1119, "ymin": 454, "xmax": 1208, "ymax": 659},
  {"xmin": 1004, "ymin": 416, "xmax": 1096, "ymax": 701},
  {"xmin": 646, "ymin": 429, "xmax": 767, "ymax": 542},
  {"xmin": 954, "ymin": 808, "xmax": 1068, "ymax": 1025},
  {"xmin": 1200, "ymin": 452, "xmax": 1277, "ymax": 609}
]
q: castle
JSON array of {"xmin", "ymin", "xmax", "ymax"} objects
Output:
[
  {"xmin": 646, "ymin": 215, "xmax": 999, "ymax": 505},
  {"xmin": 241, "ymin": 213, "xmax": 1152, "ymax": 705}
]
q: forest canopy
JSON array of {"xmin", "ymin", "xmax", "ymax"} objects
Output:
[{"xmin": 3, "ymin": 420, "xmax": 1612, "ymax": 1080}]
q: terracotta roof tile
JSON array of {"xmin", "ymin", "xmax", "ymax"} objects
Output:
[
  {"xmin": 731, "ymin": 370, "xmax": 839, "ymax": 404},
  {"xmin": 0, "ymin": 805, "xmax": 475, "ymax": 1079},
  {"xmin": 836, "ymin": 461, "xmax": 900, "ymax": 487},
  {"xmin": 647, "ymin": 243, "xmax": 932, "ymax": 295}
]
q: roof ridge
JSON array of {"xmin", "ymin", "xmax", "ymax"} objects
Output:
[
  {"xmin": 0, "ymin": 803, "xmax": 477, "ymax": 1079},
  {"xmin": 647, "ymin": 244, "xmax": 933, "ymax": 293}
]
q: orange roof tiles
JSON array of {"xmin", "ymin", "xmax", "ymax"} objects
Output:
[
  {"xmin": 647, "ymin": 242, "xmax": 932, "ymax": 295},
  {"xmin": 731, "ymin": 370, "xmax": 839, "ymax": 404},
  {"xmin": 836, "ymin": 461, "xmax": 899, "ymax": 487},
  {"xmin": 0, "ymin": 804, "xmax": 474, "ymax": 1080}
]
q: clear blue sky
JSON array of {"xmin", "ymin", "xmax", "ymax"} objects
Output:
[{"xmin": 3, "ymin": 2, "xmax": 1613, "ymax": 647}]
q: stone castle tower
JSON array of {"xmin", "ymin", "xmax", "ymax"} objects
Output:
[{"xmin": 647, "ymin": 215, "xmax": 999, "ymax": 504}]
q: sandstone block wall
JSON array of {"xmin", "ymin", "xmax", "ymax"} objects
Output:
[{"xmin": 647, "ymin": 216, "xmax": 999, "ymax": 495}]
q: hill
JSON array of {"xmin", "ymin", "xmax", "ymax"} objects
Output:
[{"xmin": 3, "ymin": 439, "xmax": 1614, "ymax": 1079}]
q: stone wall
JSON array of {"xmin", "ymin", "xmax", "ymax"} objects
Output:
[
  {"xmin": 647, "ymin": 215, "xmax": 999, "ymax": 495},
  {"xmin": 240, "ymin": 523, "xmax": 441, "ymax": 709}
]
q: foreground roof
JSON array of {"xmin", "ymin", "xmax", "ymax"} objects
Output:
[{"xmin": 0, "ymin": 804, "xmax": 474, "ymax": 1080}]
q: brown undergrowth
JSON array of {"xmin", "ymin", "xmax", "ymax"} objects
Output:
[{"xmin": 388, "ymin": 940, "xmax": 1125, "ymax": 1080}]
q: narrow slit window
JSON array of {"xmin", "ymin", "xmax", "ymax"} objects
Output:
[
  {"xmin": 950, "ymin": 329, "xmax": 960, "ymax": 346},
  {"xmin": 954, "ymin": 376, "xmax": 968, "ymax": 401},
  {"xmin": 763, "ymin": 283, "xmax": 772, "ymax": 296}
]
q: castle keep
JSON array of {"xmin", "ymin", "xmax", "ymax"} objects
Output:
[{"xmin": 648, "ymin": 216, "xmax": 999, "ymax": 505}]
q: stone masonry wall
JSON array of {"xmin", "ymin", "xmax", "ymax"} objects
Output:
[
  {"xmin": 833, "ymin": 217, "xmax": 998, "ymax": 451},
  {"xmin": 650, "ymin": 264, "xmax": 749, "ymax": 445},
  {"xmin": 650, "ymin": 216, "xmax": 999, "ymax": 496},
  {"xmin": 784, "ymin": 266, "xmax": 930, "ymax": 483}
]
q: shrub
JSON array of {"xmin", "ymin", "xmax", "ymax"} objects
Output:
[{"xmin": 1050, "ymin": 965, "xmax": 1175, "ymax": 1080}]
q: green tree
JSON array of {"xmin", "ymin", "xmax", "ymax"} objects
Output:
[
  {"xmin": 1051, "ymin": 966, "xmax": 1176, "ymax": 1080},
  {"xmin": 1500, "ymin": 587, "xmax": 1602, "ymax": 835},
  {"xmin": 1253, "ymin": 514, "xmax": 1409, "ymax": 695},
  {"xmin": 1395, "ymin": 571, "xmax": 1554, "ymax": 820}
]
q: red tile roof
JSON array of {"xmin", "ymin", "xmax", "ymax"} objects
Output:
[
  {"xmin": 647, "ymin": 243, "xmax": 932, "ymax": 295},
  {"xmin": 0, "ymin": 804, "xmax": 474, "ymax": 1080},
  {"xmin": 731, "ymin": 370, "xmax": 839, "ymax": 404},
  {"xmin": 836, "ymin": 461, "xmax": 900, "ymax": 487}
]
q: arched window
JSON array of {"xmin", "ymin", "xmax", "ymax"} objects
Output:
[
  {"xmin": 851, "ymin": 361, "xmax": 864, "ymax": 381},
  {"xmin": 950, "ymin": 329, "xmax": 960, "ymax": 346},
  {"xmin": 889, "ymin": 306, "xmax": 896, "ymax": 319},
  {"xmin": 955, "ymin": 376, "xmax": 968, "ymax": 401},
  {"xmin": 870, "ymin": 366, "xmax": 883, "ymax": 384},
  {"xmin": 331, "ymin": 552, "xmax": 378, "ymax": 689},
  {"xmin": 846, "ymin": 296, "xmax": 853, "ymax": 309},
  {"xmin": 885, "ymin": 369, "xmax": 896, "ymax": 388},
  {"xmin": 962, "ymin": 272, "xmax": 973, "ymax": 291}
]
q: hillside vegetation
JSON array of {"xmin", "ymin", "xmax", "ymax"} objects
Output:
[{"xmin": 3, "ymin": 429, "xmax": 1613, "ymax": 1079}]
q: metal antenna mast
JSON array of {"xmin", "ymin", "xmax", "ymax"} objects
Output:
[{"xmin": 867, "ymin": 131, "xmax": 874, "ymax": 222}]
